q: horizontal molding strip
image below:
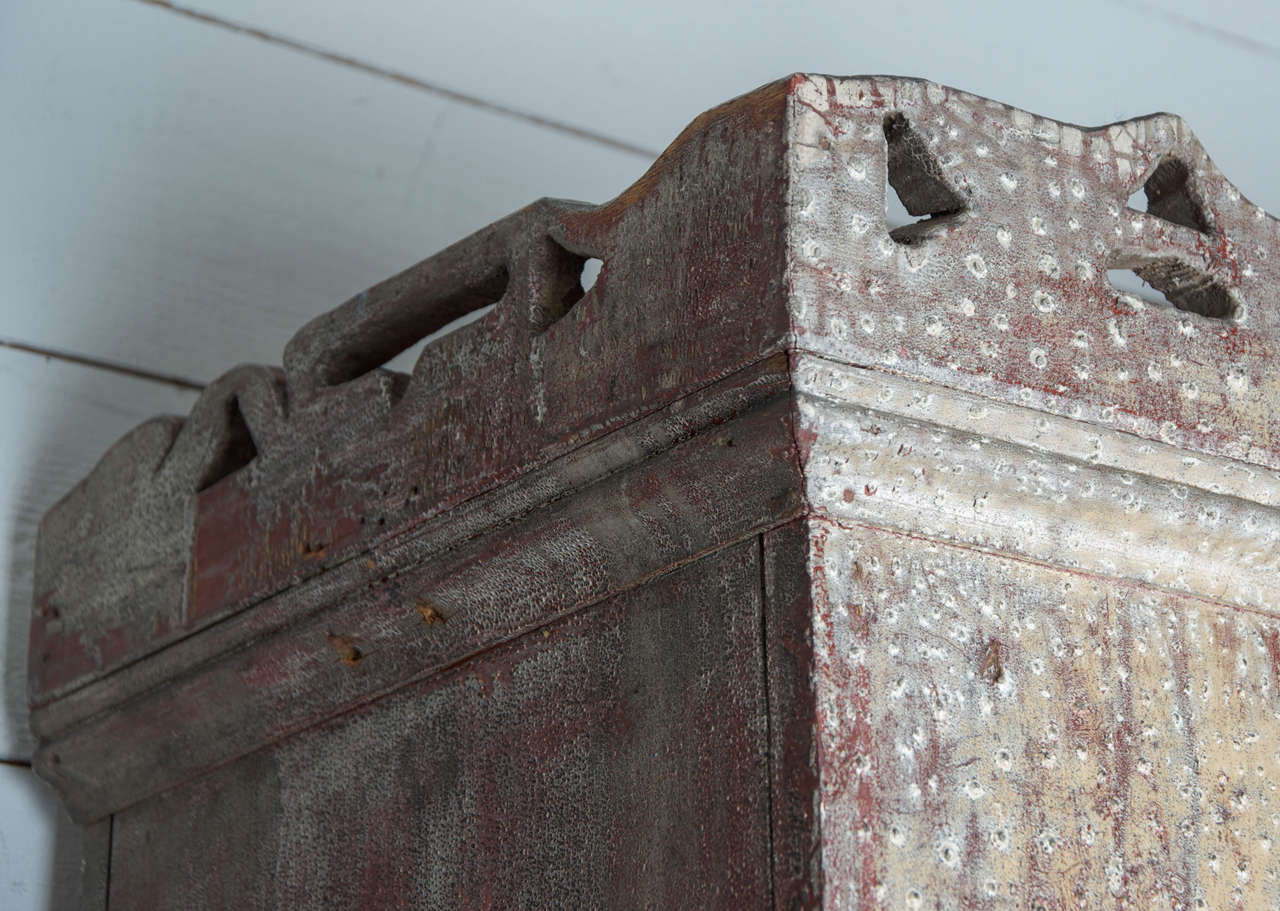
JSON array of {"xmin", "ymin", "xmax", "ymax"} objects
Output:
[
  {"xmin": 795, "ymin": 352, "xmax": 1280, "ymax": 613},
  {"xmin": 30, "ymin": 356, "xmax": 792, "ymax": 739}
]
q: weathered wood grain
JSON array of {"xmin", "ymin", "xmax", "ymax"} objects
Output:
[
  {"xmin": 0, "ymin": 350, "xmax": 199, "ymax": 763},
  {"xmin": 0, "ymin": 1, "xmax": 635, "ymax": 900},
  {"xmin": 27, "ymin": 70, "xmax": 1280, "ymax": 910},
  {"xmin": 762, "ymin": 521, "xmax": 823, "ymax": 909},
  {"xmin": 29, "ymin": 80, "xmax": 791, "ymax": 707},
  {"xmin": 31, "ymin": 355, "xmax": 792, "ymax": 741},
  {"xmin": 109, "ymin": 541, "xmax": 774, "ymax": 910},
  {"xmin": 787, "ymin": 75, "xmax": 1280, "ymax": 470},
  {"xmin": 35, "ymin": 383, "xmax": 802, "ymax": 822},
  {"xmin": 808, "ymin": 520, "xmax": 1280, "ymax": 909},
  {"xmin": 793, "ymin": 357, "xmax": 1280, "ymax": 613}
]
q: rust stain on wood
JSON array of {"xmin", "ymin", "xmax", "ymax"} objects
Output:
[
  {"xmin": 415, "ymin": 601, "xmax": 446, "ymax": 625},
  {"xmin": 326, "ymin": 632, "xmax": 363, "ymax": 667}
]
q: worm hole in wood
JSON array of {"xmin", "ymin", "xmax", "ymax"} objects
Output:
[
  {"xmin": 416, "ymin": 600, "xmax": 447, "ymax": 625},
  {"xmin": 327, "ymin": 632, "xmax": 363, "ymax": 666}
]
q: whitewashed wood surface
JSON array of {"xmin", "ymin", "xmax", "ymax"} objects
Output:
[{"xmin": 4, "ymin": 0, "xmax": 1279, "ymax": 906}]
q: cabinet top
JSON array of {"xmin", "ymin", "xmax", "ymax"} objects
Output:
[{"xmin": 30, "ymin": 73, "xmax": 1280, "ymax": 739}]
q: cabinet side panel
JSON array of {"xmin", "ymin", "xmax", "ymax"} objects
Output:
[
  {"xmin": 110, "ymin": 749, "xmax": 284, "ymax": 910},
  {"xmin": 809, "ymin": 518, "xmax": 1280, "ymax": 910},
  {"xmin": 762, "ymin": 521, "xmax": 822, "ymax": 909},
  {"xmin": 110, "ymin": 540, "xmax": 772, "ymax": 910}
]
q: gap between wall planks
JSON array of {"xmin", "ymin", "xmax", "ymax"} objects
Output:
[
  {"xmin": 1114, "ymin": 0, "xmax": 1280, "ymax": 59},
  {"xmin": 133, "ymin": 0, "xmax": 662, "ymax": 160},
  {"xmin": 168, "ymin": 0, "xmax": 1280, "ymax": 216}
]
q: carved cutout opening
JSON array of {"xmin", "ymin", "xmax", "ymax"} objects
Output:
[
  {"xmin": 535, "ymin": 240, "xmax": 602, "ymax": 330},
  {"xmin": 389, "ymin": 305, "xmax": 499, "ymax": 375},
  {"xmin": 883, "ymin": 112, "xmax": 967, "ymax": 244},
  {"xmin": 1111, "ymin": 158, "xmax": 1236, "ymax": 318},
  {"xmin": 369, "ymin": 264, "xmax": 509, "ymax": 378},
  {"xmin": 197, "ymin": 397, "xmax": 258, "ymax": 490},
  {"xmin": 580, "ymin": 257, "xmax": 603, "ymax": 293},
  {"xmin": 1107, "ymin": 264, "xmax": 1236, "ymax": 319},
  {"xmin": 1128, "ymin": 157, "xmax": 1212, "ymax": 235},
  {"xmin": 1107, "ymin": 269, "xmax": 1175, "ymax": 309}
]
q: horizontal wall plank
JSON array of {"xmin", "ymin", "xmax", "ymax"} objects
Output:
[
  {"xmin": 175, "ymin": 0, "xmax": 1280, "ymax": 214},
  {"xmin": 0, "ymin": 0, "xmax": 646, "ymax": 383},
  {"xmin": 0, "ymin": 348, "xmax": 200, "ymax": 762},
  {"xmin": 1130, "ymin": 0, "xmax": 1280, "ymax": 51}
]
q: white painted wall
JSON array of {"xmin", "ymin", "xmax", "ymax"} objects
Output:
[{"xmin": 3, "ymin": 0, "xmax": 1277, "ymax": 904}]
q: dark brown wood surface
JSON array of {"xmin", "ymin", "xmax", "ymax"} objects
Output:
[
  {"xmin": 30, "ymin": 82, "xmax": 792, "ymax": 708},
  {"xmin": 110, "ymin": 541, "xmax": 774, "ymax": 910},
  {"xmin": 35, "ymin": 360, "xmax": 802, "ymax": 824},
  {"xmin": 763, "ymin": 521, "xmax": 823, "ymax": 909}
]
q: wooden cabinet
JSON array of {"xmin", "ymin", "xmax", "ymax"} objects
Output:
[{"xmin": 32, "ymin": 76, "xmax": 1280, "ymax": 909}]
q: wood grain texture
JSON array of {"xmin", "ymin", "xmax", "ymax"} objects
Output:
[
  {"xmin": 28, "ymin": 77, "xmax": 792, "ymax": 710},
  {"xmin": 786, "ymin": 75, "xmax": 1280, "ymax": 470},
  {"xmin": 0, "ymin": 0, "xmax": 646, "ymax": 383},
  {"xmin": 0, "ymin": 1, "xmax": 637, "ymax": 900},
  {"xmin": 808, "ymin": 520, "xmax": 1280, "ymax": 909},
  {"xmin": 0, "ymin": 349, "xmax": 199, "ymax": 763},
  {"xmin": 108, "ymin": 541, "xmax": 774, "ymax": 910},
  {"xmin": 762, "ymin": 521, "xmax": 823, "ymax": 909},
  {"xmin": 172, "ymin": 0, "xmax": 1280, "ymax": 212},
  {"xmin": 30, "ymin": 358, "xmax": 792, "ymax": 745},
  {"xmin": 36, "ymin": 388, "xmax": 803, "ymax": 823}
]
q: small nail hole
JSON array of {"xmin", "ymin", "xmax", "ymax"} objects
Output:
[{"xmin": 416, "ymin": 600, "xmax": 447, "ymax": 625}]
